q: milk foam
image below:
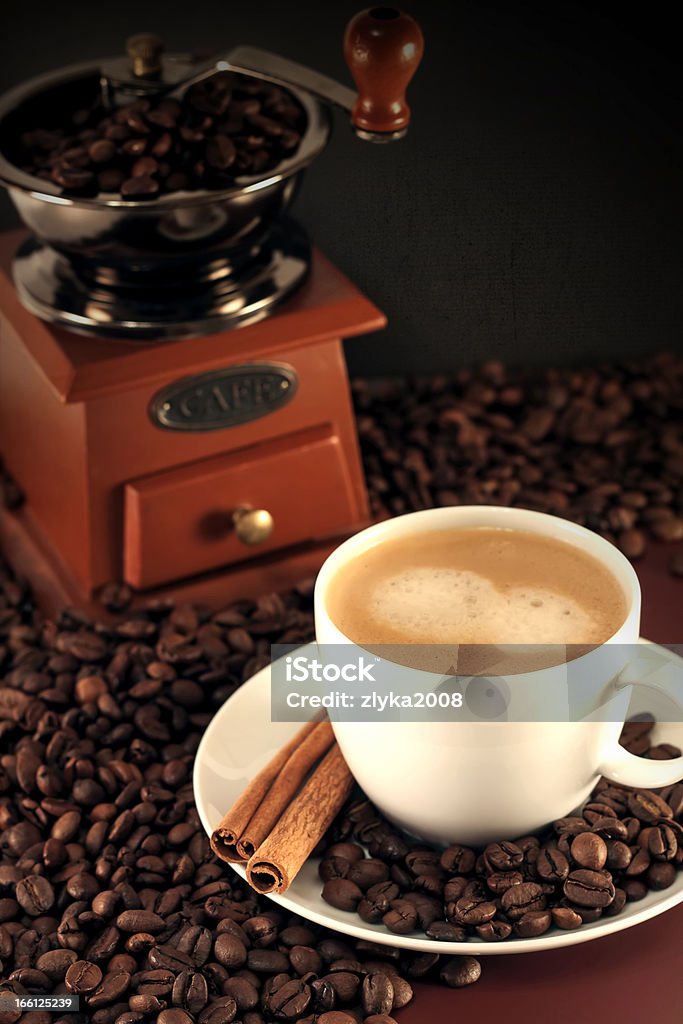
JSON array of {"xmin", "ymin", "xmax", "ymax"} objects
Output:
[{"xmin": 368, "ymin": 567, "xmax": 599, "ymax": 644}]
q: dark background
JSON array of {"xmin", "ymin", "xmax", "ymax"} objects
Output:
[{"xmin": 1, "ymin": 1, "xmax": 683, "ymax": 375}]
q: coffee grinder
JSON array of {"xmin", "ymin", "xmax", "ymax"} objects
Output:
[{"xmin": 0, "ymin": 8, "xmax": 423, "ymax": 615}]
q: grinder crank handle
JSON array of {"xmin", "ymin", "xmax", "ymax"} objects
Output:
[{"xmin": 226, "ymin": 7, "xmax": 424, "ymax": 141}]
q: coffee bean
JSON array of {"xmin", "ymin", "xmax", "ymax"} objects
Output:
[
  {"xmin": 346, "ymin": 859, "xmax": 389, "ymax": 890},
  {"xmin": 551, "ymin": 906, "xmax": 583, "ymax": 930},
  {"xmin": 570, "ymin": 832, "xmax": 608, "ymax": 870},
  {"xmin": 246, "ymin": 949, "xmax": 289, "ymax": 974},
  {"xmin": 382, "ymin": 899, "xmax": 418, "ymax": 934},
  {"xmin": 115, "ymin": 910, "xmax": 165, "ymax": 934},
  {"xmin": 120, "ymin": 176, "xmax": 159, "ymax": 199},
  {"xmin": 647, "ymin": 862, "xmax": 677, "ymax": 890},
  {"xmin": 361, "ymin": 972, "xmax": 394, "ymax": 1016},
  {"xmin": 157, "ymin": 1011, "xmax": 194, "ymax": 1024},
  {"xmin": 536, "ymin": 845, "xmax": 569, "ymax": 882},
  {"xmin": 622, "ymin": 878, "xmax": 649, "ymax": 902},
  {"xmin": 476, "ymin": 919, "xmax": 513, "ymax": 941},
  {"xmin": 206, "ymin": 135, "xmax": 236, "ymax": 170},
  {"xmin": 605, "ymin": 840, "xmax": 632, "ymax": 871},
  {"xmin": 500, "ymin": 882, "xmax": 546, "ymax": 920},
  {"xmin": 214, "ymin": 933, "xmax": 247, "ymax": 968},
  {"xmin": 591, "ymin": 817, "xmax": 628, "ymax": 841},
  {"xmin": 639, "ymin": 824, "xmax": 678, "ymax": 861},
  {"xmin": 514, "ymin": 909, "xmax": 552, "ymax": 937},
  {"xmin": 564, "ymin": 870, "xmax": 615, "ymax": 908},
  {"xmin": 35, "ymin": 948, "xmax": 77, "ymax": 980},
  {"xmin": 221, "ymin": 977, "xmax": 258, "ymax": 1012},
  {"xmin": 172, "ymin": 970, "xmax": 209, "ymax": 1014},
  {"xmin": 135, "ymin": 969, "xmax": 175, "ymax": 996},
  {"xmin": 484, "ymin": 841, "xmax": 523, "ymax": 871},
  {"xmin": 264, "ymin": 977, "xmax": 311, "ymax": 1019},
  {"xmin": 321, "ymin": 879, "xmax": 363, "ymax": 912},
  {"xmin": 440, "ymin": 955, "xmax": 482, "ymax": 988},
  {"xmin": 87, "ymin": 970, "xmax": 131, "ymax": 1008},
  {"xmin": 627, "ymin": 789, "xmax": 673, "ymax": 823},
  {"xmin": 15, "ymin": 875, "xmax": 54, "ymax": 915}
]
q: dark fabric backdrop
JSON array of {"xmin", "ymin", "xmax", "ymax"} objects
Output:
[{"xmin": 1, "ymin": 1, "xmax": 682, "ymax": 374}]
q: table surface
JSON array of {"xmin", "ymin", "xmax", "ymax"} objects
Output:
[{"xmin": 401, "ymin": 541, "xmax": 683, "ymax": 1024}]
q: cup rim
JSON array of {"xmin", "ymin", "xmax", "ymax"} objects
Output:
[{"xmin": 314, "ymin": 505, "xmax": 640, "ymax": 649}]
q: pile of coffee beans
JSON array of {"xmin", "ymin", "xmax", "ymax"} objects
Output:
[
  {"xmin": 0, "ymin": 572, "xmax": 482, "ymax": 1024},
  {"xmin": 354, "ymin": 351, "xmax": 683, "ymax": 574},
  {"xmin": 16, "ymin": 73, "xmax": 305, "ymax": 199},
  {"xmin": 318, "ymin": 720, "xmax": 683, "ymax": 943}
]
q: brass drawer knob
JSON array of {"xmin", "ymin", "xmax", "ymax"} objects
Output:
[{"xmin": 233, "ymin": 508, "xmax": 274, "ymax": 546}]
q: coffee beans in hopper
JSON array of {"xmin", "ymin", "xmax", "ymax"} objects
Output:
[{"xmin": 16, "ymin": 73, "xmax": 305, "ymax": 199}]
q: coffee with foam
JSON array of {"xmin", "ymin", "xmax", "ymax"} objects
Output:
[{"xmin": 327, "ymin": 527, "xmax": 626, "ymax": 662}]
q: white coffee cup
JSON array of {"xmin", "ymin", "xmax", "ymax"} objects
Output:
[{"xmin": 314, "ymin": 506, "xmax": 683, "ymax": 846}]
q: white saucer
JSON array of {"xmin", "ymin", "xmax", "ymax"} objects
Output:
[{"xmin": 193, "ymin": 639, "xmax": 683, "ymax": 956}]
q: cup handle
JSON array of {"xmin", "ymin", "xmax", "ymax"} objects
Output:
[{"xmin": 598, "ymin": 657, "xmax": 683, "ymax": 788}]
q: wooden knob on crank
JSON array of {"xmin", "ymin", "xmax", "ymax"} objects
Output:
[
  {"xmin": 233, "ymin": 508, "xmax": 274, "ymax": 546},
  {"xmin": 343, "ymin": 7, "xmax": 424, "ymax": 140}
]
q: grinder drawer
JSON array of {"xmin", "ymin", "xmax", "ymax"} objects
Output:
[{"xmin": 123, "ymin": 426, "xmax": 357, "ymax": 589}]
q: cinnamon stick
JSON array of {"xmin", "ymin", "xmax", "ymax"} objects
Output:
[
  {"xmin": 246, "ymin": 742, "xmax": 354, "ymax": 894},
  {"xmin": 236, "ymin": 721, "xmax": 335, "ymax": 860},
  {"xmin": 210, "ymin": 718, "xmax": 320, "ymax": 862}
]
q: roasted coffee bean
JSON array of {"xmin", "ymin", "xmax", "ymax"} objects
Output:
[
  {"xmin": 570, "ymin": 832, "xmax": 607, "ymax": 870},
  {"xmin": 626, "ymin": 847, "xmax": 651, "ymax": 877},
  {"xmin": 213, "ymin": 933, "xmax": 247, "ymax": 969},
  {"xmin": 15, "ymin": 875, "xmax": 54, "ymax": 915},
  {"xmin": 603, "ymin": 887, "xmax": 627, "ymax": 917},
  {"xmin": 514, "ymin": 910, "xmax": 552, "ymax": 937},
  {"xmin": 172, "ymin": 970, "xmax": 209, "ymax": 1014},
  {"xmin": 382, "ymin": 899, "xmax": 418, "ymax": 934},
  {"xmin": 484, "ymin": 841, "xmax": 523, "ymax": 871},
  {"xmin": 450, "ymin": 892, "xmax": 497, "ymax": 926},
  {"xmin": 424, "ymin": 920, "xmax": 466, "ymax": 942},
  {"xmin": 551, "ymin": 906, "xmax": 583, "ymax": 930},
  {"xmin": 321, "ymin": 879, "xmax": 363, "ymax": 912},
  {"xmin": 361, "ymin": 972, "xmax": 394, "ymax": 1016},
  {"xmin": 321, "ymin": 970, "xmax": 360, "ymax": 1004},
  {"xmin": 639, "ymin": 824, "xmax": 678, "ymax": 861},
  {"xmin": 475, "ymin": 920, "xmax": 513, "ymax": 941},
  {"xmin": 87, "ymin": 970, "xmax": 131, "ymax": 1007},
  {"xmin": 627, "ymin": 789, "xmax": 673, "ymax": 823},
  {"xmin": 439, "ymin": 844, "xmax": 476, "ymax": 874},
  {"xmin": 221, "ymin": 977, "xmax": 259, "ymax": 1012},
  {"xmin": 148, "ymin": 945, "xmax": 195, "ymax": 973},
  {"xmin": 319, "ymin": 857, "xmax": 350, "ymax": 883},
  {"xmin": 564, "ymin": 870, "xmax": 615, "ymax": 908},
  {"xmin": 647, "ymin": 862, "xmax": 677, "ymax": 890},
  {"xmin": 500, "ymin": 882, "xmax": 546, "ymax": 920},
  {"xmin": 346, "ymin": 859, "xmax": 389, "ymax": 890},
  {"xmin": 264, "ymin": 977, "xmax": 311, "ymax": 1019},
  {"xmin": 622, "ymin": 878, "xmax": 649, "ymax": 902},
  {"xmin": 157, "ymin": 1011, "xmax": 195, "ymax": 1024},
  {"xmin": 605, "ymin": 840, "xmax": 632, "ymax": 871},
  {"xmin": 198, "ymin": 996, "xmax": 238, "ymax": 1024},
  {"xmin": 440, "ymin": 955, "xmax": 482, "ymax": 988},
  {"xmin": 35, "ymin": 948, "xmax": 77, "ymax": 980},
  {"xmin": 120, "ymin": 176, "xmax": 159, "ymax": 199},
  {"xmin": 246, "ymin": 948, "xmax": 289, "ymax": 974},
  {"xmin": 536, "ymin": 846, "xmax": 569, "ymax": 882}
]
